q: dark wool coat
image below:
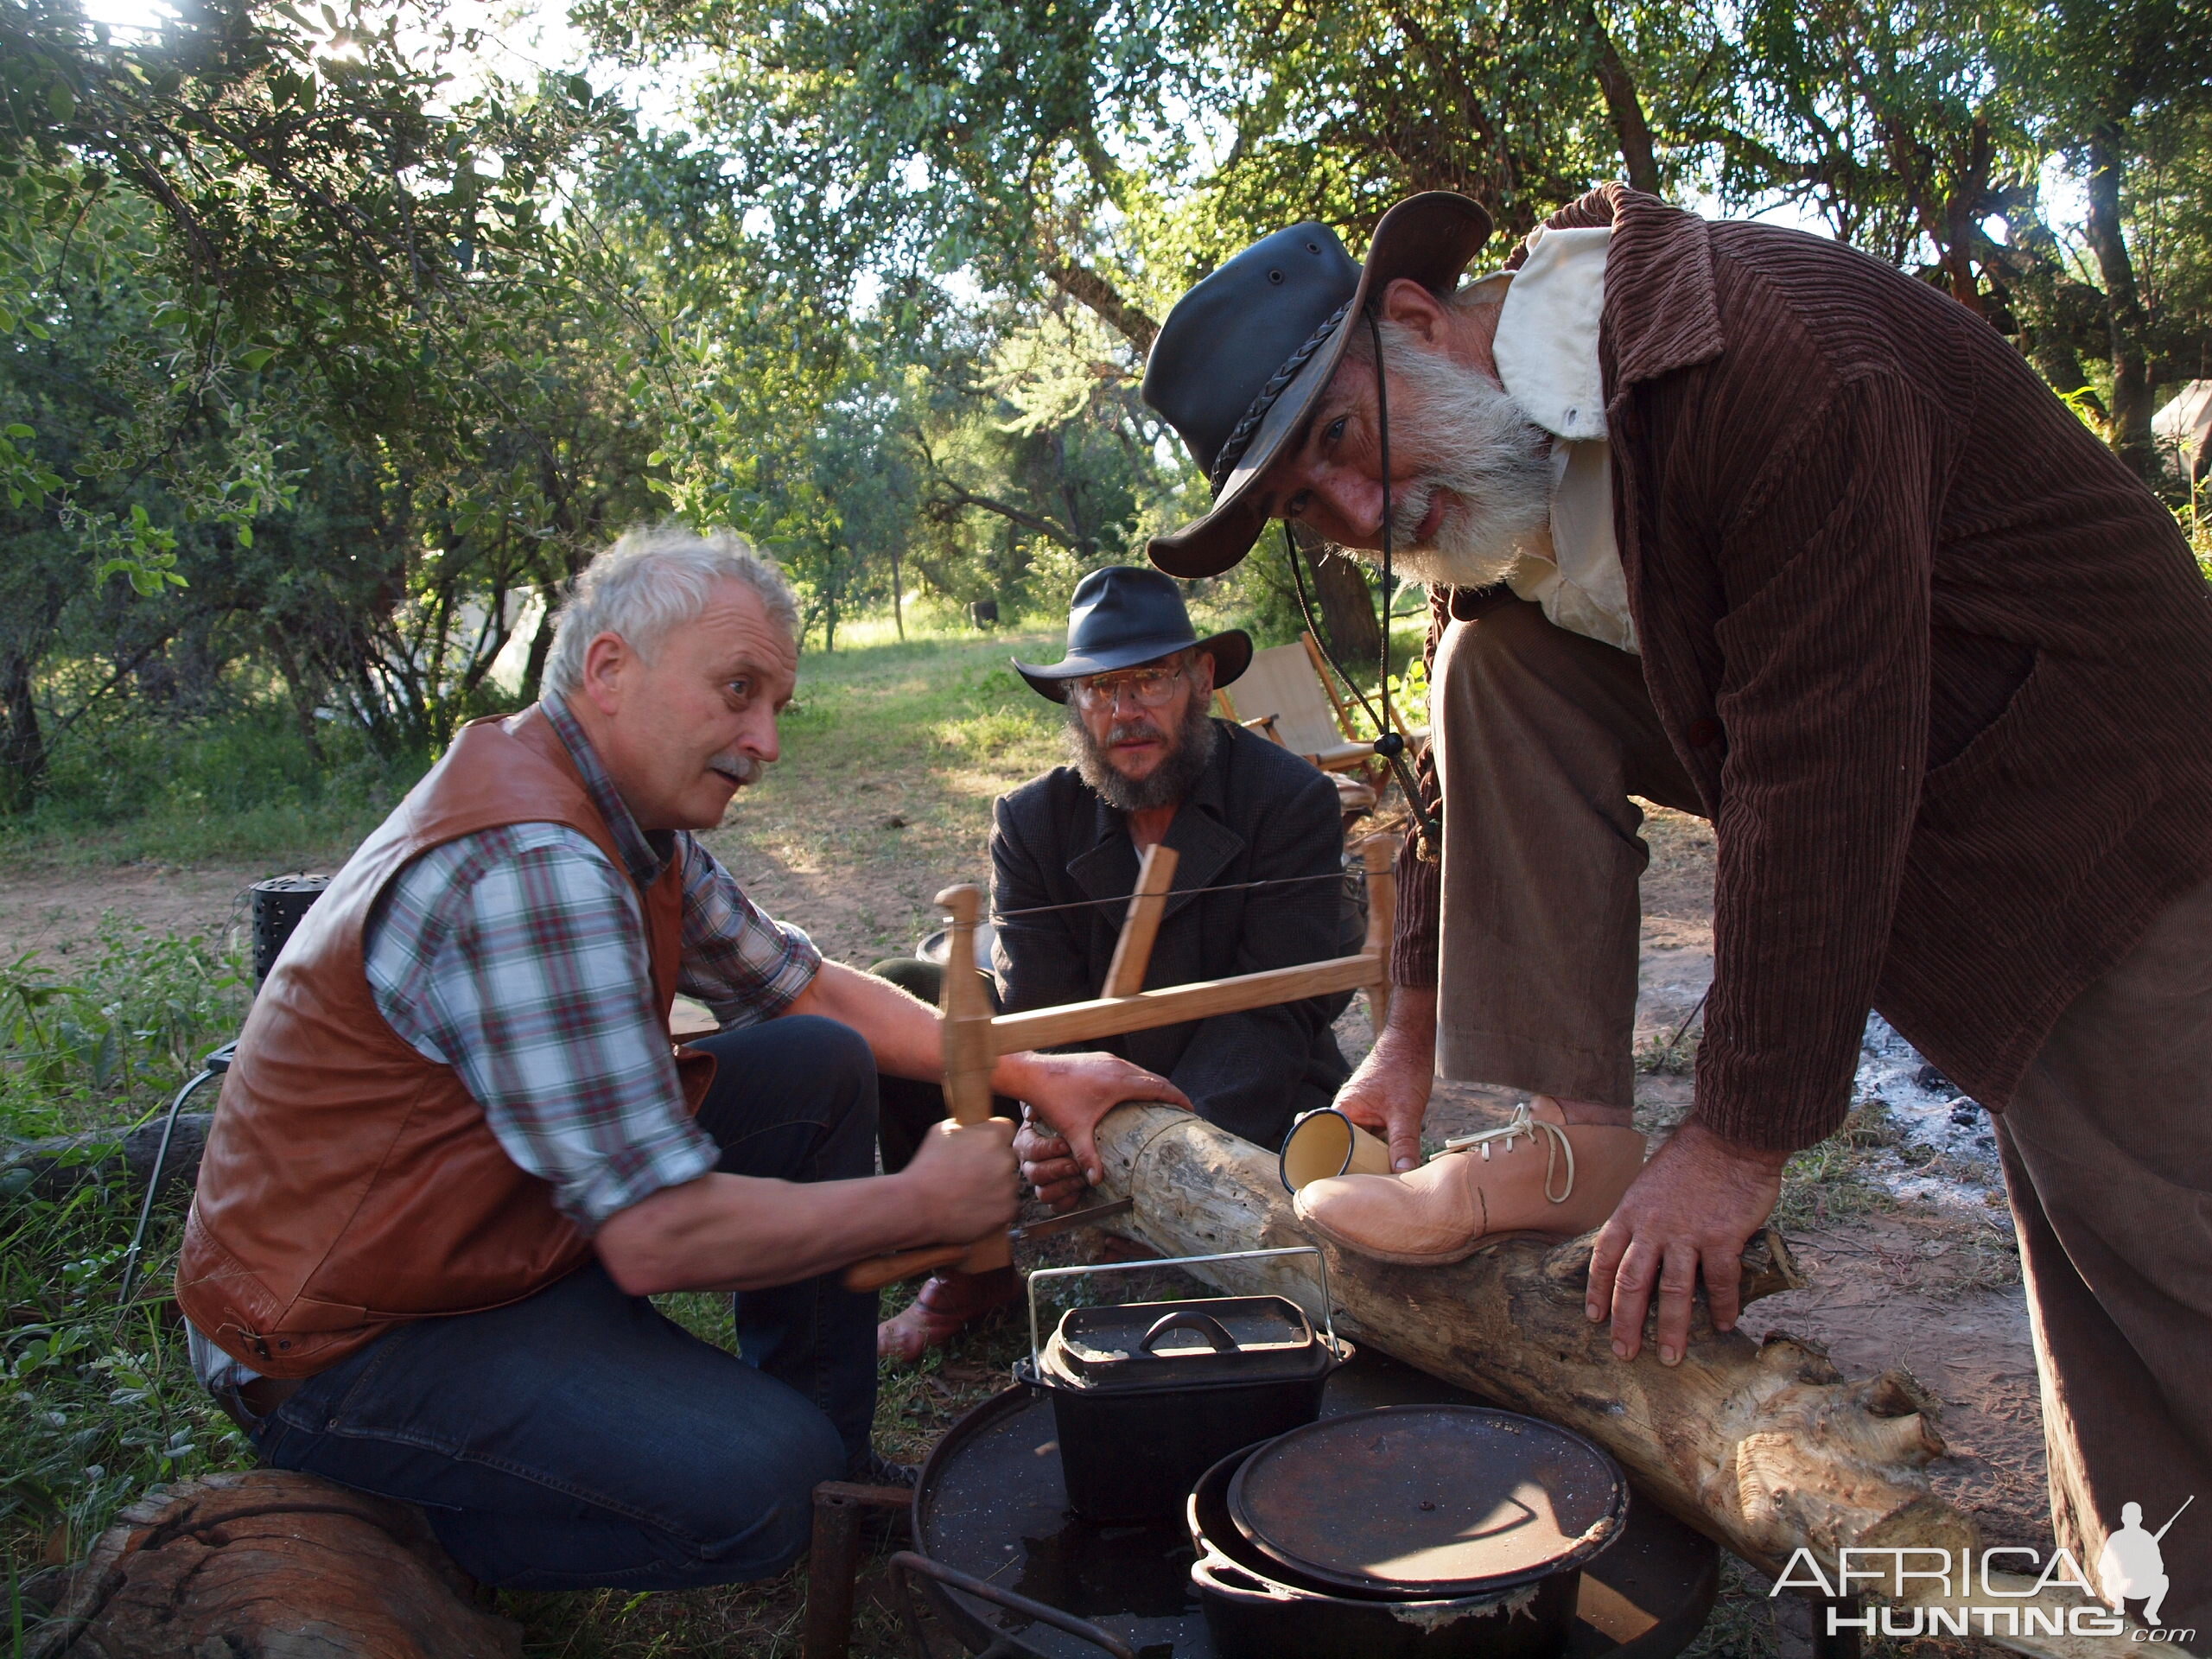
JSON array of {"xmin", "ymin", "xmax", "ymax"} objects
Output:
[
  {"xmin": 1399, "ymin": 185, "xmax": 2212, "ymax": 1150},
  {"xmin": 992, "ymin": 719, "xmax": 1355, "ymax": 1150}
]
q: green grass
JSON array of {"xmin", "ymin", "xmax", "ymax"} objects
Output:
[{"xmin": 1, "ymin": 701, "xmax": 428, "ymax": 872}]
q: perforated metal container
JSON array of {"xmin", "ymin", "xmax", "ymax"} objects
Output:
[{"xmin": 250, "ymin": 874, "xmax": 331, "ymax": 982}]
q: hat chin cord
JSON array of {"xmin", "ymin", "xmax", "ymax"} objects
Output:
[{"xmin": 1281, "ymin": 304, "xmax": 1441, "ymax": 854}]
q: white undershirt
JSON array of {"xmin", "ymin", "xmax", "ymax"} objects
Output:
[{"xmin": 1483, "ymin": 226, "xmax": 1637, "ymax": 656}]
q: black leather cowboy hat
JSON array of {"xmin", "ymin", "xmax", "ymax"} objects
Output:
[
  {"xmin": 1141, "ymin": 192, "xmax": 1494, "ymax": 579},
  {"xmin": 1013, "ymin": 566, "xmax": 1253, "ymax": 702}
]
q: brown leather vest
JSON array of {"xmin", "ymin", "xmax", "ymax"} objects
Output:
[{"xmin": 176, "ymin": 707, "xmax": 711, "ymax": 1377}]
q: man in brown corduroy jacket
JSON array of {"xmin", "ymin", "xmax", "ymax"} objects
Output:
[{"xmin": 1140, "ymin": 185, "xmax": 2212, "ymax": 1630}]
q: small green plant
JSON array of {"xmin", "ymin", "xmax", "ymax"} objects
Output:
[
  {"xmin": 1635, "ymin": 1027, "xmax": 1701, "ymax": 1077},
  {"xmin": 0, "ymin": 928, "xmax": 257, "ymax": 1599},
  {"xmin": 0, "ymin": 1169, "xmax": 253, "ymax": 1598},
  {"xmin": 1635, "ymin": 990, "xmax": 1709, "ymax": 1077},
  {"xmin": 1, "ymin": 922, "xmax": 248, "ymax": 1139}
]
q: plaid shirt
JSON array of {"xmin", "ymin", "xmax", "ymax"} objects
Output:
[{"xmin": 189, "ymin": 696, "xmax": 818, "ymax": 1392}]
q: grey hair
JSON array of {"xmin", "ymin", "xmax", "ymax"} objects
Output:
[{"xmin": 543, "ymin": 526, "xmax": 799, "ymax": 698}]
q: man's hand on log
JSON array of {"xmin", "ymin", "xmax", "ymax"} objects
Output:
[
  {"xmin": 1585, "ymin": 1120, "xmax": 1788, "ymax": 1366},
  {"xmin": 1002, "ymin": 1051, "xmax": 1191, "ymax": 1208},
  {"xmin": 1015, "ymin": 1115, "xmax": 1084, "ymax": 1211},
  {"xmin": 1334, "ymin": 988, "xmax": 1437, "ymax": 1171}
]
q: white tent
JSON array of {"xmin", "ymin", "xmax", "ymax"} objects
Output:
[{"xmin": 2153, "ymin": 380, "xmax": 2212, "ymax": 482}]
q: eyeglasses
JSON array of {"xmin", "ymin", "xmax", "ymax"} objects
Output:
[{"xmin": 1071, "ymin": 665, "xmax": 1185, "ymax": 709}]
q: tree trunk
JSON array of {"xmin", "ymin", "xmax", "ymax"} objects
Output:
[
  {"xmin": 1584, "ymin": 2, "xmax": 1662, "ymax": 198},
  {"xmin": 0, "ymin": 648, "xmax": 47, "ymax": 812},
  {"xmin": 891, "ymin": 543, "xmax": 906, "ymax": 640},
  {"xmin": 2083, "ymin": 127, "xmax": 2157, "ymax": 480},
  {"xmin": 1292, "ymin": 527, "xmax": 1384, "ymax": 685},
  {"xmin": 519, "ymin": 582, "xmax": 560, "ymax": 702},
  {"xmin": 1089, "ymin": 1103, "xmax": 1970, "ymax": 1581},
  {"xmin": 1937, "ymin": 118, "xmax": 1993, "ymax": 316}
]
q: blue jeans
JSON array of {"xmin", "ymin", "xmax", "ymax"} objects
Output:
[{"xmin": 250, "ymin": 1016, "xmax": 882, "ymax": 1590}]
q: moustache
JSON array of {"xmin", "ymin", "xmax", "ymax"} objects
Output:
[
  {"xmin": 1388, "ymin": 483, "xmax": 1436, "ymax": 550},
  {"xmin": 1105, "ymin": 720, "xmax": 1166, "ymax": 745},
  {"xmin": 709, "ymin": 750, "xmax": 764, "ymax": 787}
]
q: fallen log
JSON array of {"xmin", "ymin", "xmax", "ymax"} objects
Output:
[
  {"xmin": 1090, "ymin": 1102, "xmax": 1965, "ymax": 1582},
  {"xmin": 30, "ymin": 1469, "xmax": 520, "ymax": 1658},
  {"xmin": 2, "ymin": 1116, "xmax": 213, "ymax": 1205}
]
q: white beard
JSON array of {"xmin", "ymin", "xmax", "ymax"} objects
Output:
[{"xmin": 1340, "ymin": 321, "xmax": 1554, "ymax": 590}]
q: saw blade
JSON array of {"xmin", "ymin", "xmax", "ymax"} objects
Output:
[{"xmin": 1011, "ymin": 1196, "xmax": 1134, "ymax": 1243}]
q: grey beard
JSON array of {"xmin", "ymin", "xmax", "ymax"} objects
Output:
[
  {"xmin": 1065, "ymin": 698, "xmax": 1219, "ymax": 813},
  {"xmin": 1341, "ymin": 321, "xmax": 1554, "ymax": 590}
]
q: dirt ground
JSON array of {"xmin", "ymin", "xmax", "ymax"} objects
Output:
[{"xmin": 0, "ymin": 779, "xmax": 2050, "ymax": 1564}]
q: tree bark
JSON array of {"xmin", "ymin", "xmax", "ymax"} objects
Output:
[
  {"xmin": 0, "ymin": 648, "xmax": 48, "ymax": 811},
  {"xmin": 1290, "ymin": 525, "xmax": 1384, "ymax": 684},
  {"xmin": 1042, "ymin": 255, "xmax": 1159, "ymax": 358},
  {"xmin": 4, "ymin": 1115, "xmax": 214, "ymax": 1205},
  {"xmin": 1939, "ymin": 118, "xmax": 1993, "ymax": 316},
  {"xmin": 1584, "ymin": 3, "xmax": 1662, "ymax": 197},
  {"xmin": 518, "ymin": 582, "xmax": 560, "ymax": 702},
  {"xmin": 2082, "ymin": 127, "xmax": 2157, "ymax": 480},
  {"xmin": 1089, "ymin": 1103, "xmax": 1970, "ymax": 1581},
  {"xmin": 35, "ymin": 1469, "xmax": 520, "ymax": 1658}
]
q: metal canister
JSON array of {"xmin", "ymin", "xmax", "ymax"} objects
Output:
[
  {"xmin": 250, "ymin": 874, "xmax": 331, "ymax": 982},
  {"xmin": 1017, "ymin": 1247, "xmax": 1351, "ymax": 1523}
]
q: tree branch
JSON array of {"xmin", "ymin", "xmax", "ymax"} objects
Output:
[
  {"xmin": 925, "ymin": 478, "xmax": 1080, "ymax": 549},
  {"xmin": 1583, "ymin": 3, "xmax": 1661, "ymax": 197},
  {"xmin": 1040, "ymin": 254, "xmax": 1158, "ymax": 356}
]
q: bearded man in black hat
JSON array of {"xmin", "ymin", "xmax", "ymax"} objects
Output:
[
  {"xmin": 871, "ymin": 565, "xmax": 1357, "ymax": 1360},
  {"xmin": 1139, "ymin": 184, "xmax": 2212, "ymax": 1631}
]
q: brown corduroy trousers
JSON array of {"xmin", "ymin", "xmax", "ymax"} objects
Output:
[{"xmin": 1433, "ymin": 599, "xmax": 2212, "ymax": 1637}]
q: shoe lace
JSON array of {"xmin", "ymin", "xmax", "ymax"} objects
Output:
[{"xmin": 1438, "ymin": 1104, "xmax": 1576, "ymax": 1204}]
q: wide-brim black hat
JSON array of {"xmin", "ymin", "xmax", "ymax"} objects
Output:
[
  {"xmin": 1013, "ymin": 565, "xmax": 1253, "ymax": 702},
  {"xmin": 1141, "ymin": 192, "xmax": 1494, "ymax": 579}
]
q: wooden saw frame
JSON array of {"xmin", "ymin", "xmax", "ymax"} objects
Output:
[{"xmin": 863, "ymin": 835, "xmax": 1395, "ymax": 1284}]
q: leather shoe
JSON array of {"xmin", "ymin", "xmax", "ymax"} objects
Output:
[
  {"xmin": 1294, "ymin": 1098, "xmax": 1645, "ymax": 1265},
  {"xmin": 876, "ymin": 1266, "xmax": 1020, "ymax": 1363}
]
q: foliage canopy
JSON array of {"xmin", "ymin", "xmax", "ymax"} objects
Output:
[{"xmin": 2, "ymin": 0, "xmax": 2209, "ymax": 815}]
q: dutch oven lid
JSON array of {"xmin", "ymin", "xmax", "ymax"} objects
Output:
[
  {"xmin": 1040, "ymin": 1294, "xmax": 1330, "ymax": 1391},
  {"xmin": 1226, "ymin": 1404, "xmax": 1627, "ymax": 1598}
]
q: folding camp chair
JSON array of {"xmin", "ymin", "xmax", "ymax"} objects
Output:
[{"xmin": 1214, "ymin": 632, "xmax": 1426, "ymax": 818}]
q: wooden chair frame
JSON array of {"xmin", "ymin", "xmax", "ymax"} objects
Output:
[{"xmin": 1215, "ymin": 630, "xmax": 1427, "ymax": 776}]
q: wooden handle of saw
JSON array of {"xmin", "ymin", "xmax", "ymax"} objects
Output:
[
  {"xmin": 842, "ymin": 1243, "xmax": 969, "ymax": 1293},
  {"xmin": 840, "ymin": 889, "xmax": 1010, "ymax": 1294},
  {"xmin": 935, "ymin": 883, "xmax": 1013, "ymax": 1274}
]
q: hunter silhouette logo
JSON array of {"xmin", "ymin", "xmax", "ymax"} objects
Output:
[{"xmin": 2102, "ymin": 1497, "xmax": 2193, "ymax": 1629}]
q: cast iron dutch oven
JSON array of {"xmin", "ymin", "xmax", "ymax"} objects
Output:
[
  {"xmin": 1017, "ymin": 1249, "xmax": 1351, "ymax": 1523},
  {"xmin": 1188, "ymin": 1406, "xmax": 1630, "ymax": 1659}
]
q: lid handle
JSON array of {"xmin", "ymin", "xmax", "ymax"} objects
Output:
[
  {"xmin": 1136, "ymin": 1309, "xmax": 1241, "ymax": 1355},
  {"xmin": 1026, "ymin": 1245, "xmax": 1338, "ymax": 1378}
]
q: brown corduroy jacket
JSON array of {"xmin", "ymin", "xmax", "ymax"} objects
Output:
[{"xmin": 1395, "ymin": 185, "xmax": 2212, "ymax": 1151}]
